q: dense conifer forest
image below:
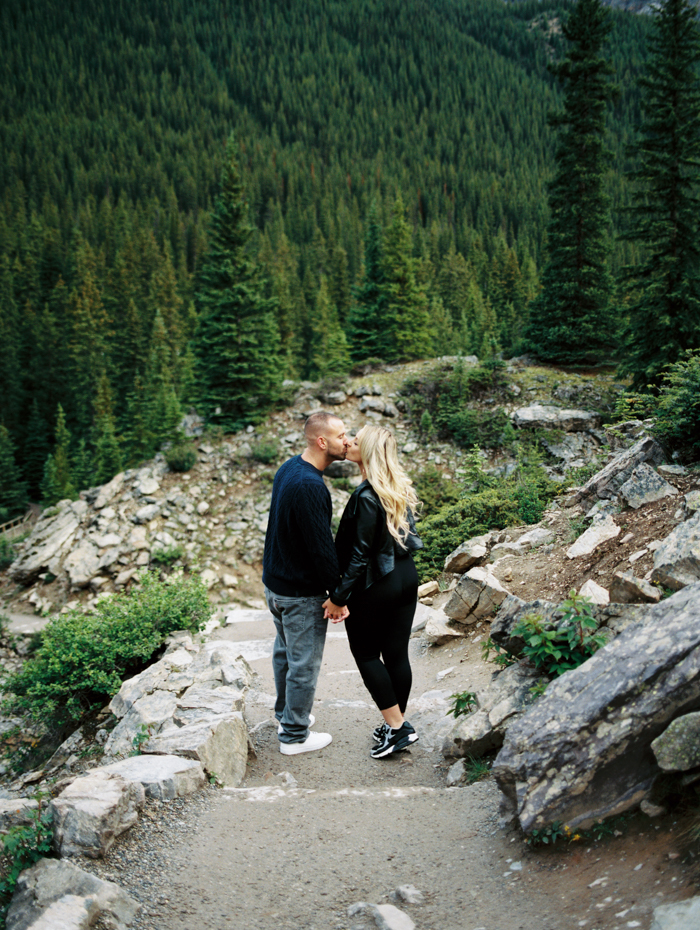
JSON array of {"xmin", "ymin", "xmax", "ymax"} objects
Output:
[{"xmin": 0, "ymin": 0, "xmax": 664, "ymax": 514}]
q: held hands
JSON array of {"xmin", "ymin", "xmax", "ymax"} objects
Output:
[{"xmin": 323, "ymin": 598, "xmax": 349, "ymax": 624}]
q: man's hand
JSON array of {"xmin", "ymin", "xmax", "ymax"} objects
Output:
[{"xmin": 323, "ymin": 598, "xmax": 349, "ymax": 623}]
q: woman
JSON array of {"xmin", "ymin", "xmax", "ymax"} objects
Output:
[{"xmin": 324, "ymin": 425, "xmax": 422, "ymax": 758}]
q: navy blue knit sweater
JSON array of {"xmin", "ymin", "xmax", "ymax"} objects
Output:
[{"xmin": 262, "ymin": 455, "xmax": 340, "ymax": 597}]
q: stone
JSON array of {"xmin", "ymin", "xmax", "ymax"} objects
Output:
[
  {"xmin": 200, "ymin": 568, "xmax": 219, "ymax": 589},
  {"xmin": 443, "ymin": 567, "xmax": 509, "ymax": 624},
  {"xmin": 383, "ymin": 402, "xmax": 399, "ymax": 418},
  {"xmin": 0, "ymin": 798, "xmax": 39, "ymax": 832},
  {"xmin": 442, "ymin": 660, "xmax": 543, "ymax": 759},
  {"xmin": 222, "ymin": 573, "xmax": 238, "ymax": 587},
  {"xmin": 511, "ymin": 405, "xmax": 601, "ymax": 432},
  {"xmin": 423, "ymin": 610, "xmax": 465, "ymax": 646},
  {"xmin": 50, "ymin": 770, "xmax": 145, "ymax": 858},
  {"xmin": 134, "ymin": 476, "xmax": 160, "ymax": 497},
  {"xmin": 114, "ymin": 568, "xmax": 137, "ymax": 588},
  {"xmin": 410, "ymin": 602, "xmax": 432, "ymax": 632},
  {"xmin": 445, "ymin": 760, "xmax": 466, "ymax": 787},
  {"xmin": 372, "ymin": 904, "xmax": 415, "ymax": 930},
  {"xmin": 93, "ymin": 533, "xmax": 122, "ymax": 549},
  {"xmin": 619, "ymin": 463, "xmax": 678, "ymax": 509},
  {"xmin": 196, "ymin": 500, "xmax": 210, "ymax": 515},
  {"xmin": 143, "ymin": 712, "xmax": 249, "ymax": 787},
  {"xmin": 132, "ymin": 503, "xmax": 161, "ymax": 524},
  {"xmin": 517, "ymin": 526, "xmax": 555, "ymax": 548},
  {"xmin": 652, "ymin": 511, "xmax": 700, "ymax": 591},
  {"xmin": 443, "ymin": 534, "xmax": 491, "ymax": 573},
  {"xmin": 571, "ymin": 436, "xmax": 666, "ymax": 506},
  {"xmin": 63, "ymin": 542, "xmax": 101, "ymax": 588},
  {"xmin": 640, "ymin": 799, "xmax": 667, "ymax": 818},
  {"xmin": 103, "ymin": 690, "xmax": 180, "ymax": 758},
  {"xmin": 578, "ymin": 579, "xmax": 609, "ymax": 605},
  {"xmin": 492, "ymin": 583, "xmax": 700, "ymax": 834},
  {"xmin": 652, "ymin": 711, "xmax": 700, "ymax": 772},
  {"xmin": 9, "ymin": 502, "xmax": 83, "ymax": 584},
  {"xmin": 6, "ymin": 858, "xmax": 139, "ymax": 930},
  {"xmin": 649, "ymin": 896, "xmax": 700, "ymax": 930},
  {"xmin": 359, "ymin": 396, "xmax": 386, "ymax": 414},
  {"xmin": 324, "ymin": 460, "xmax": 360, "ymax": 478},
  {"xmin": 609, "ymin": 570, "xmax": 661, "ymax": 604},
  {"xmin": 542, "ymin": 431, "xmax": 601, "ymax": 465},
  {"xmin": 321, "ymin": 390, "xmax": 346, "ymax": 405},
  {"xmin": 98, "ymin": 754, "xmax": 206, "ymax": 800},
  {"xmin": 392, "ymin": 885, "xmax": 423, "ymax": 906},
  {"xmin": 173, "ymin": 684, "xmax": 245, "ymax": 725},
  {"xmin": 93, "ymin": 472, "xmax": 125, "ymax": 510},
  {"xmin": 417, "ymin": 580, "xmax": 439, "ymax": 598},
  {"xmin": 566, "ymin": 515, "xmax": 620, "ymax": 559},
  {"xmin": 684, "ymin": 489, "xmax": 700, "ymax": 515},
  {"xmin": 126, "ymin": 526, "xmax": 149, "ymax": 551}
]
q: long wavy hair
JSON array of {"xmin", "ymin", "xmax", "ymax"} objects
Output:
[{"xmin": 356, "ymin": 425, "xmax": 421, "ymax": 548}]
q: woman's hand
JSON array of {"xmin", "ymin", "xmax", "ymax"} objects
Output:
[{"xmin": 323, "ymin": 598, "xmax": 349, "ymax": 623}]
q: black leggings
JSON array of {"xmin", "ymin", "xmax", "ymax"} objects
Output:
[{"xmin": 345, "ymin": 556, "xmax": 418, "ymax": 713}]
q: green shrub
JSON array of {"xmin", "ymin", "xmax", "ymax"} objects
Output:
[
  {"xmin": 513, "ymin": 591, "xmax": 607, "ymax": 677},
  {"xmin": 150, "ymin": 544, "xmax": 185, "ymax": 565},
  {"xmin": 0, "ymin": 794, "xmax": 53, "ymax": 920},
  {"xmin": 411, "ymin": 465, "xmax": 460, "ymax": 514},
  {"xmin": 0, "ymin": 538, "xmax": 15, "ymax": 571},
  {"xmin": 446, "ymin": 690, "xmax": 477, "ymax": 718},
  {"xmin": 166, "ymin": 442, "xmax": 198, "ymax": 472},
  {"xmin": 250, "ymin": 439, "xmax": 279, "ymax": 464},
  {"xmin": 653, "ymin": 350, "xmax": 700, "ymax": 459},
  {"xmin": 3, "ymin": 571, "xmax": 211, "ymax": 727}
]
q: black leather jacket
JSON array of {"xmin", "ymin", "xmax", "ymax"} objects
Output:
[{"xmin": 330, "ymin": 480, "xmax": 422, "ymax": 607}]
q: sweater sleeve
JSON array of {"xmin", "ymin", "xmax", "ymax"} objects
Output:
[
  {"xmin": 330, "ymin": 493, "xmax": 381, "ymax": 607},
  {"xmin": 294, "ymin": 481, "xmax": 340, "ymax": 594}
]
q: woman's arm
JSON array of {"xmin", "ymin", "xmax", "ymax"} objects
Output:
[{"xmin": 329, "ymin": 492, "xmax": 381, "ymax": 608}]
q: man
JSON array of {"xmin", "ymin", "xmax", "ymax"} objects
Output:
[{"xmin": 262, "ymin": 411, "xmax": 350, "ymax": 754}]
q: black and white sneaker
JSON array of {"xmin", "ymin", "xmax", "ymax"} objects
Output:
[
  {"xmin": 372, "ymin": 722, "xmax": 389, "ymax": 743},
  {"xmin": 370, "ymin": 722, "xmax": 418, "ymax": 758}
]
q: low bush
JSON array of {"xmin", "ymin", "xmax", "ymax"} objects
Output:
[
  {"xmin": 0, "ymin": 794, "xmax": 53, "ymax": 921},
  {"xmin": 150, "ymin": 544, "xmax": 185, "ymax": 566},
  {"xmin": 166, "ymin": 442, "xmax": 197, "ymax": 472},
  {"xmin": 3, "ymin": 571, "xmax": 211, "ymax": 728},
  {"xmin": 0, "ymin": 538, "xmax": 15, "ymax": 571},
  {"xmin": 411, "ymin": 464, "xmax": 460, "ymax": 515},
  {"xmin": 250, "ymin": 439, "xmax": 279, "ymax": 464},
  {"xmin": 446, "ymin": 690, "xmax": 477, "ymax": 718},
  {"xmin": 653, "ymin": 350, "xmax": 700, "ymax": 459}
]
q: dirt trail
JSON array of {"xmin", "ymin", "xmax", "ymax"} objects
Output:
[{"xmin": 91, "ymin": 613, "xmax": 696, "ymax": 930}]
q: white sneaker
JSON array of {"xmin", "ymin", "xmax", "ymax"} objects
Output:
[
  {"xmin": 278, "ymin": 713, "xmax": 315, "ymax": 735},
  {"xmin": 279, "ymin": 731, "xmax": 332, "ymax": 755}
]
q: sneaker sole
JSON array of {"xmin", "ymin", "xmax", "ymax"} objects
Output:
[
  {"xmin": 371, "ymin": 735, "xmax": 416, "ymax": 759},
  {"xmin": 280, "ymin": 735, "xmax": 332, "ymax": 755}
]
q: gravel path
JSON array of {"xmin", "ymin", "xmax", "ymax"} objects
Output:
[{"xmin": 82, "ymin": 613, "xmax": 695, "ymax": 930}]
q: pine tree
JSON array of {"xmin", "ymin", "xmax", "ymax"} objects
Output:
[
  {"xmin": 93, "ymin": 417, "xmax": 123, "ymax": 485},
  {"xmin": 41, "ymin": 405, "xmax": 77, "ymax": 505},
  {"xmin": 309, "ymin": 277, "xmax": 351, "ymax": 379},
  {"xmin": 22, "ymin": 399, "xmax": 52, "ymax": 499},
  {"xmin": 0, "ymin": 256, "xmax": 23, "ymax": 436},
  {"xmin": 619, "ymin": 0, "xmax": 700, "ymax": 389},
  {"xmin": 0, "ymin": 425, "xmax": 28, "ymax": 522},
  {"xmin": 381, "ymin": 196, "xmax": 432, "ymax": 361},
  {"xmin": 346, "ymin": 204, "xmax": 387, "ymax": 361},
  {"xmin": 193, "ymin": 138, "xmax": 281, "ymax": 431},
  {"xmin": 523, "ymin": 0, "xmax": 617, "ymax": 364}
]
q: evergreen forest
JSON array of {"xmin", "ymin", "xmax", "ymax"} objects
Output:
[{"xmin": 1, "ymin": 0, "xmax": 695, "ymax": 517}]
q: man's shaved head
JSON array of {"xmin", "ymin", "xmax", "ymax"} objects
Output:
[{"xmin": 304, "ymin": 411, "xmax": 342, "ymax": 444}]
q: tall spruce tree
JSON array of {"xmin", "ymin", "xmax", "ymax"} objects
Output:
[
  {"xmin": 0, "ymin": 425, "xmax": 28, "ymax": 522},
  {"xmin": 193, "ymin": 139, "xmax": 281, "ymax": 431},
  {"xmin": 619, "ymin": 0, "xmax": 700, "ymax": 389},
  {"xmin": 309, "ymin": 277, "xmax": 351, "ymax": 379},
  {"xmin": 524, "ymin": 0, "xmax": 617, "ymax": 363},
  {"xmin": 346, "ymin": 204, "xmax": 387, "ymax": 360},
  {"xmin": 41, "ymin": 405, "xmax": 77, "ymax": 505}
]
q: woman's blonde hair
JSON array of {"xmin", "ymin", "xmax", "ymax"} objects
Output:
[{"xmin": 356, "ymin": 425, "xmax": 420, "ymax": 548}]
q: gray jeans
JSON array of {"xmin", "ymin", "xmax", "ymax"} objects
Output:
[{"xmin": 264, "ymin": 587, "xmax": 328, "ymax": 744}]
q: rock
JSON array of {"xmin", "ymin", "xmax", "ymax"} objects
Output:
[
  {"xmin": 443, "ymin": 534, "xmax": 492, "ymax": 573},
  {"xmin": 126, "ymin": 526, "xmax": 149, "ymax": 551},
  {"xmin": 196, "ymin": 500, "xmax": 210, "ymax": 515},
  {"xmin": 649, "ymin": 896, "xmax": 700, "ymax": 930},
  {"xmin": 542, "ymin": 431, "xmax": 601, "ymax": 465},
  {"xmin": 517, "ymin": 526, "xmax": 555, "ymax": 548},
  {"xmin": 50, "ymin": 770, "xmax": 145, "ymax": 858},
  {"xmin": 132, "ymin": 503, "xmax": 161, "ymax": 524},
  {"xmin": 423, "ymin": 609, "xmax": 465, "ymax": 645},
  {"xmin": 651, "ymin": 511, "xmax": 700, "ymax": 591},
  {"xmin": 0, "ymin": 798, "xmax": 39, "ymax": 832},
  {"xmin": 114, "ymin": 568, "xmax": 137, "ymax": 588},
  {"xmin": 445, "ymin": 760, "xmax": 466, "ymax": 787},
  {"xmin": 442, "ymin": 660, "xmax": 543, "ymax": 759},
  {"xmin": 392, "ymin": 885, "xmax": 423, "ymax": 906},
  {"xmin": 320, "ymin": 390, "xmax": 346, "ymax": 405},
  {"xmin": 324, "ymin": 460, "xmax": 360, "ymax": 478},
  {"xmin": 173, "ymin": 684, "xmax": 245, "ymax": 725},
  {"xmin": 372, "ymin": 903, "xmax": 416, "ymax": 930},
  {"xmin": 619, "ymin": 463, "xmax": 679, "ymax": 509},
  {"xmin": 103, "ymin": 690, "xmax": 180, "ymax": 758},
  {"xmin": 417, "ymin": 580, "xmax": 439, "ymax": 598},
  {"xmin": 684, "ymin": 489, "xmax": 700, "ymax": 515},
  {"xmin": 9, "ymin": 501, "xmax": 84, "ymax": 584},
  {"xmin": 609, "ymin": 570, "xmax": 661, "ymax": 604},
  {"xmin": 93, "ymin": 472, "xmax": 125, "ymax": 510},
  {"xmin": 640, "ymin": 799, "xmax": 667, "ymax": 818},
  {"xmin": 511, "ymin": 405, "xmax": 601, "ymax": 432},
  {"xmin": 443, "ymin": 567, "xmax": 509, "ymax": 624},
  {"xmin": 571, "ymin": 436, "xmax": 666, "ymax": 506},
  {"xmin": 143, "ymin": 713, "xmax": 249, "ymax": 786},
  {"xmin": 134, "ymin": 476, "xmax": 160, "ymax": 497},
  {"xmin": 6, "ymin": 858, "xmax": 139, "ymax": 930},
  {"xmin": 652, "ymin": 711, "xmax": 700, "ymax": 772},
  {"xmin": 359, "ymin": 396, "xmax": 386, "ymax": 414},
  {"xmin": 566, "ymin": 515, "xmax": 620, "ymax": 559},
  {"xmin": 222, "ymin": 573, "xmax": 238, "ymax": 587},
  {"xmin": 63, "ymin": 542, "xmax": 101, "ymax": 588},
  {"xmin": 383, "ymin": 402, "xmax": 399, "ymax": 418},
  {"xmin": 98, "ymin": 755, "xmax": 206, "ymax": 800},
  {"xmin": 492, "ymin": 583, "xmax": 700, "ymax": 834},
  {"xmin": 578, "ymin": 579, "xmax": 609, "ymax": 605},
  {"xmin": 200, "ymin": 568, "xmax": 219, "ymax": 589}
]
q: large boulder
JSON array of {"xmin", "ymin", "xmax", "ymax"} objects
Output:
[
  {"xmin": 492, "ymin": 584, "xmax": 700, "ymax": 834},
  {"xmin": 63, "ymin": 542, "xmax": 101, "ymax": 588},
  {"xmin": 443, "ymin": 533, "xmax": 493, "ymax": 573},
  {"xmin": 511, "ymin": 405, "xmax": 601, "ymax": 432},
  {"xmin": 50, "ymin": 770, "xmax": 145, "ymax": 858},
  {"xmin": 570, "ymin": 436, "xmax": 665, "ymax": 506},
  {"xmin": 423, "ymin": 609, "xmax": 465, "ymax": 646},
  {"xmin": 442, "ymin": 660, "xmax": 544, "ymax": 759},
  {"xmin": 566, "ymin": 515, "xmax": 620, "ymax": 559},
  {"xmin": 9, "ymin": 500, "xmax": 86, "ymax": 584},
  {"xmin": 649, "ymin": 896, "xmax": 700, "ymax": 930},
  {"xmin": 93, "ymin": 472, "xmax": 125, "ymax": 510},
  {"xmin": 651, "ymin": 510, "xmax": 700, "ymax": 591},
  {"xmin": 98, "ymin": 754, "xmax": 207, "ymax": 800},
  {"xmin": 609, "ymin": 570, "xmax": 661, "ymax": 604},
  {"xmin": 442, "ymin": 567, "xmax": 509, "ymax": 624},
  {"xmin": 6, "ymin": 858, "xmax": 139, "ymax": 930},
  {"xmin": 143, "ymin": 712, "xmax": 249, "ymax": 787},
  {"xmin": 619, "ymin": 462, "xmax": 678, "ymax": 510}
]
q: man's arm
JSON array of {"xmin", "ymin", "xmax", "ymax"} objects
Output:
[{"xmin": 295, "ymin": 482, "xmax": 341, "ymax": 594}]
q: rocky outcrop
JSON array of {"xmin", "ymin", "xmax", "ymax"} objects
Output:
[
  {"xmin": 9, "ymin": 501, "xmax": 87, "ymax": 584},
  {"xmin": 618, "ymin": 462, "xmax": 678, "ymax": 509},
  {"xmin": 649, "ymin": 896, "xmax": 700, "ymax": 930},
  {"xmin": 442, "ymin": 660, "xmax": 544, "ymax": 759},
  {"xmin": 651, "ymin": 510, "xmax": 700, "ymax": 591},
  {"xmin": 442, "ymin": 567, "xmax": 509, "ymax": 624},
  {"xmin": 566, "ymin": 515, "xmax": 620, "ymax": 559},
  {"xmin": 609, "ymin": 570, "xmax": 661, "ymax": 604},
  {"xmin": 6, "ymin": 858, "xmax": 139, "ymax": 930},
  {"xmin": 99, "ymin": 754, "xmax": 207, "ymax": 801},
  {"xmin": 511, "ymin": 405, "xmax": 601, "ymax": 432},
  {"xmin": 570, "ymin": 436, "xmax": 665, "ymax": 506},
  {"xmin": 492, "ymin": 584, "xmax": 700, "ymax": 834}
]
